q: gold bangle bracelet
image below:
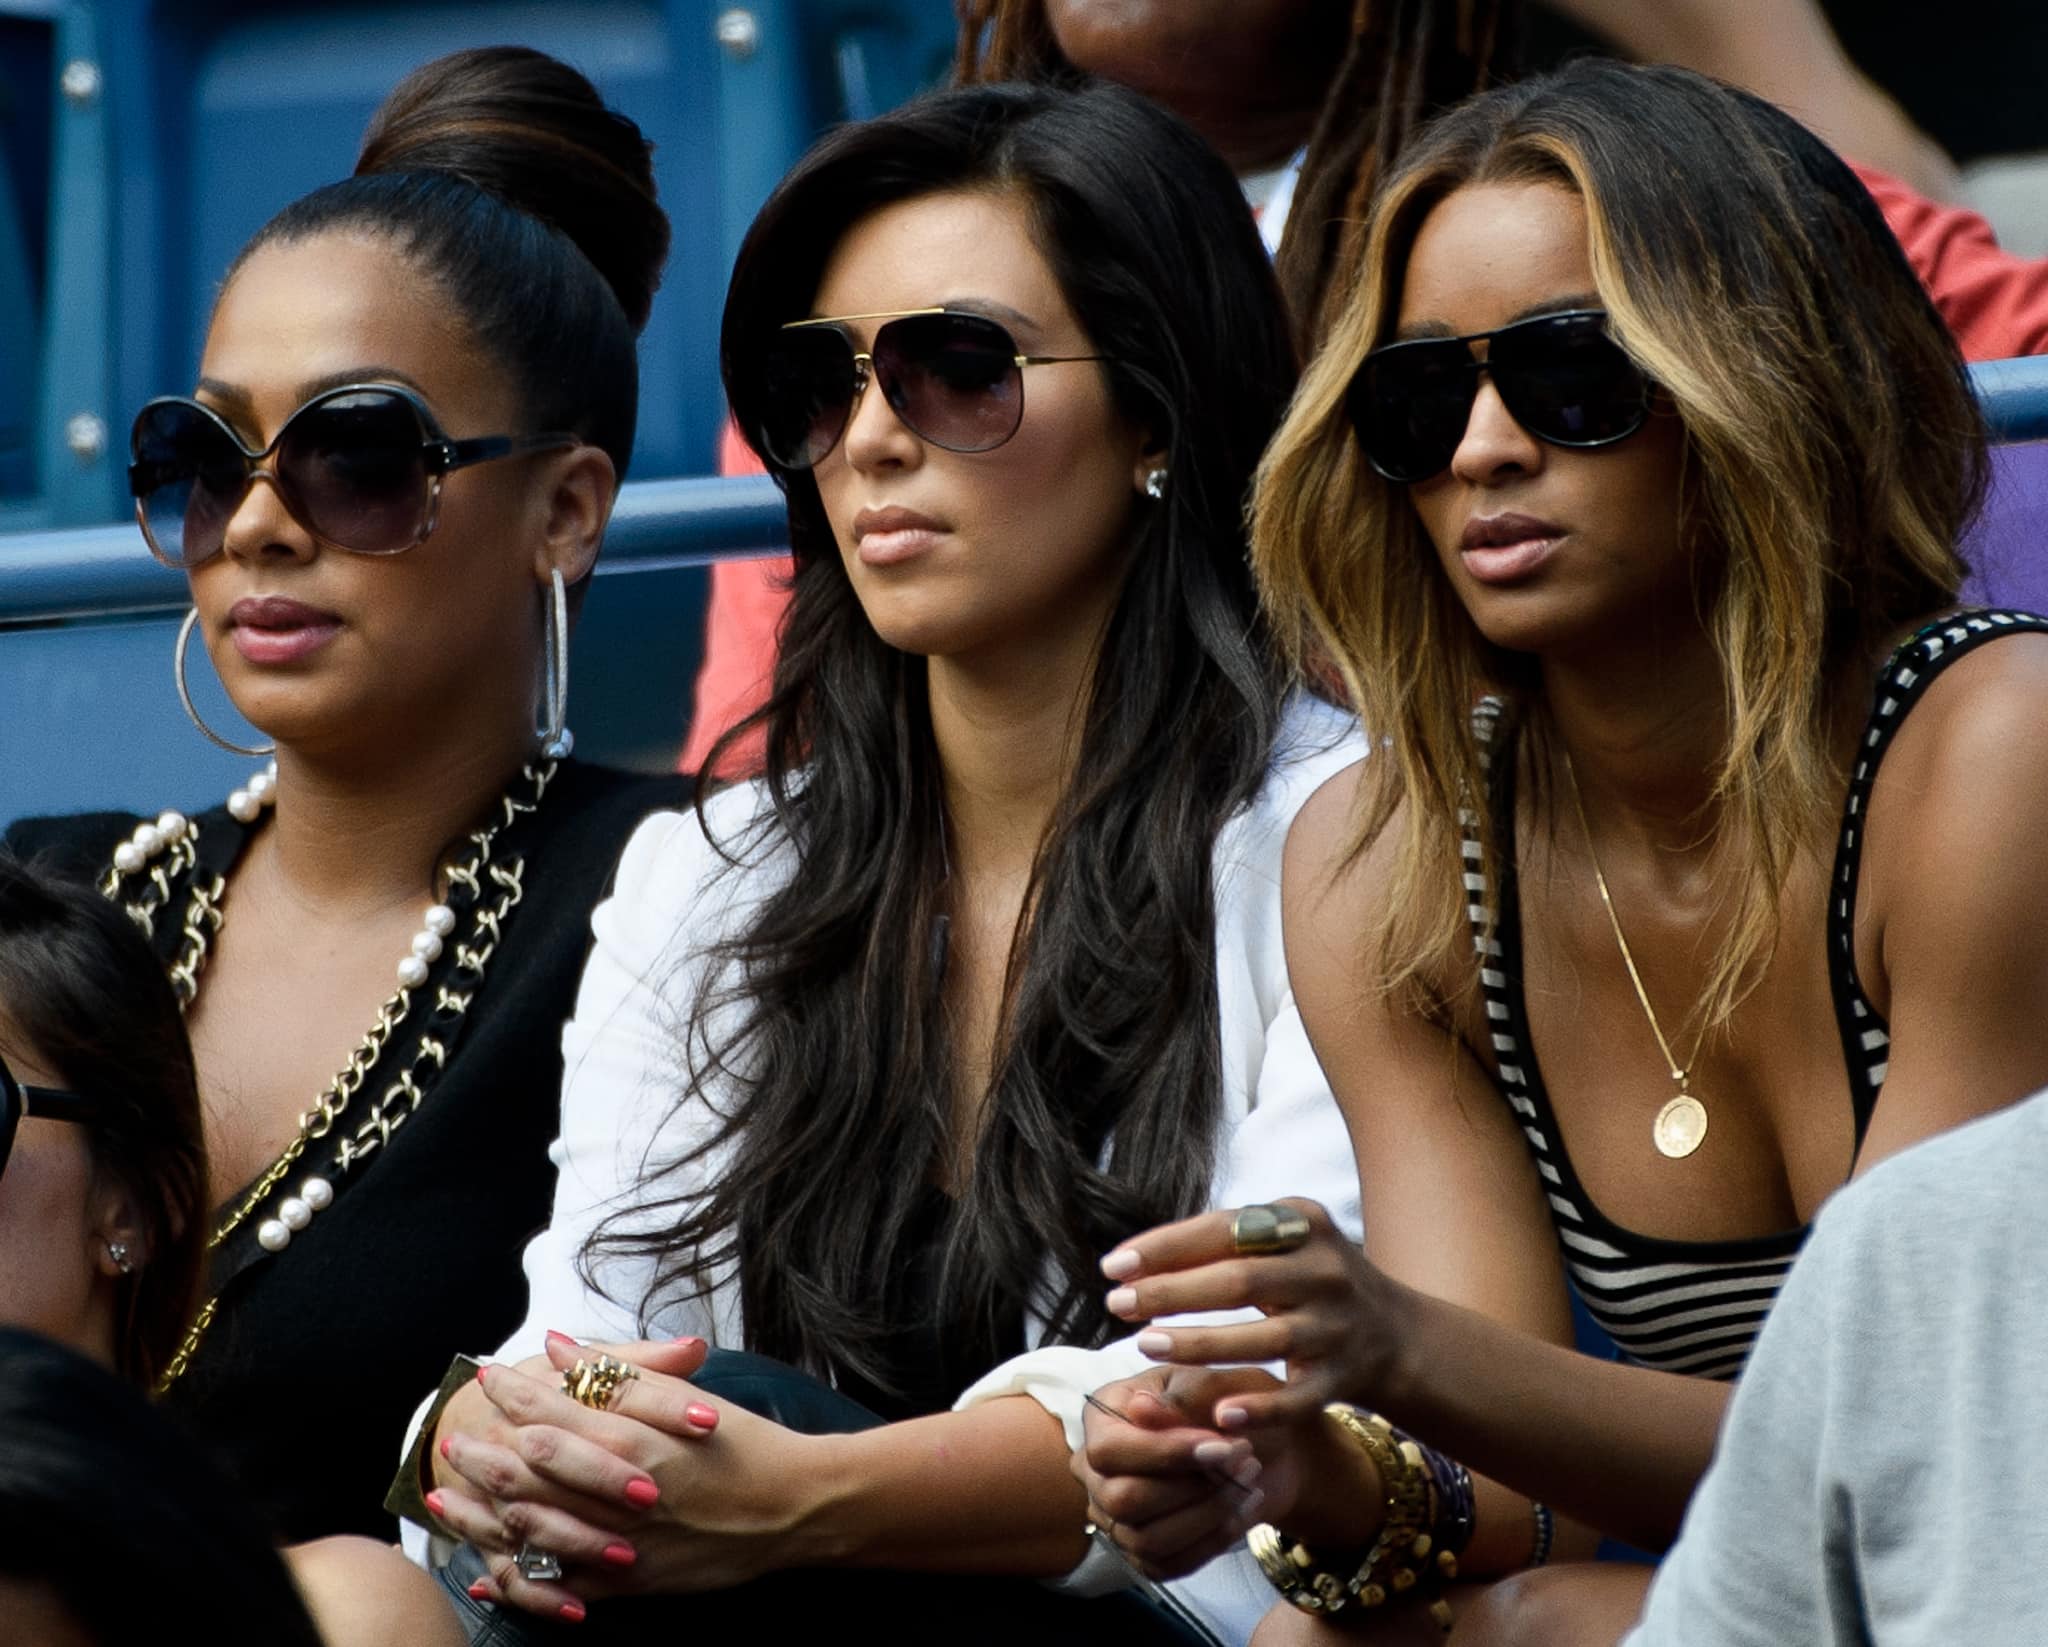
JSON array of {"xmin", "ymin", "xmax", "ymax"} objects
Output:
[{"xmin": 384, "ymin": 1353, "xmax": 483, "ymax": 1531}]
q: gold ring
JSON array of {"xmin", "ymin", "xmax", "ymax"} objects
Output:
[
  {"xmin": 1231, "ymin": 1204, "xmax": 1311, "ymax": 1256},
  {"xmin": 561, "ymin": 1353, "xmax": 639, "ymax": 1411}
]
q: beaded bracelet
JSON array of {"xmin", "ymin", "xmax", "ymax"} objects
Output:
[{"xmin": 1246, "ymin": 1405, "xmax": 1472, "ymax": 1632}]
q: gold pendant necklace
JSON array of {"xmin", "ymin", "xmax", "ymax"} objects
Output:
[{"xmin": 1562, "ymin": 753, "xmax": 1710, "ymax": 1160}]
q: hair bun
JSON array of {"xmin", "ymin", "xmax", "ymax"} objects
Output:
[{"xmin": 356, "ymin": 45, "xmax": 669, "ymax": 333}]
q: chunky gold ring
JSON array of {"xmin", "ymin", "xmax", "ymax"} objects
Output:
[
  {"xmin": 561, "ymin": 1353, "xmax": 639, "ymax": 1411},
  {"xmin": 1231, "ymin": 1203, "xmax": 1312, "ymax": 1256}
]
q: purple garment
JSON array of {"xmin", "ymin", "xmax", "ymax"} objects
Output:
[{"xmin": 1962, "ymin": 442, "xmax": 2048, "ymax": 611}]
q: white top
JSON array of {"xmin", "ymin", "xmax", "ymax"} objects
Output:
[{"xmin": 405, "ymin": 694, "xmax": 1366, "ymax": 1644}]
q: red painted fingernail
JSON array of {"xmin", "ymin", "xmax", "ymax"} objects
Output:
[
  {"xmin": 439, "ymin": 1437, "xmax": 453, "ymax": 1460},
  {"xmin": 601, "ymin": 1542, "xmax": 636, "ymax": 1568},
  {"xmin": 546, "ymin": 1329, "xmax": 579, "ymax": 1349},
  {"xmin": 467, "ymin": 1581, "xmax": 492, "ymax": 1601},
  {"xmin": 560, "ymin": 1601, "xmax": 587, "ymax": 1624},
  {"xmin": 623, "ymin": 1476, "xmax": 660, "ymax": 1508},
  {"xmin": 425, "ymin": 1490, "xmax": 446, "ymax": 1517},
  {"xmin": 475, "ymin": 1365, "xmax": 489, "ymax": 1384},
  {"xmin": 685, "ymin": 1402, "xmax": 719, "ymax": 1431}
]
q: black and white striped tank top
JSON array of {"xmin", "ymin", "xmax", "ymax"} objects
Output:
[{"xmin": 1463, "ymin": 609, "xmax": 2048, "ymax": 1382}]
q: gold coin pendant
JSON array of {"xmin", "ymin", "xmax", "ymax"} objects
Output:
[{"xmin": 1653, "ymin": 1093, "xmax": 1708, "ymax": 1159}]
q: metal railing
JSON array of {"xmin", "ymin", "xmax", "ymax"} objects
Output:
[{"xmin": 1, "ymin": 356, "xmax": 2043, "ymax": 626}]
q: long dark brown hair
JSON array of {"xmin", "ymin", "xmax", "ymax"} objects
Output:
[
  {"xmin": 953, "ymin": 0, "xmax": 1520, "ymax": 344},
  {"xmin": 590, "ymin": 83, "xmax": 1297, "ymax": 1392}
]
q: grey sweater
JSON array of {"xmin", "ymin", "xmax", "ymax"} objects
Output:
[{"xmin": 1628, "ymin": 1089, "xmax": 2048, "ymax": 1646}]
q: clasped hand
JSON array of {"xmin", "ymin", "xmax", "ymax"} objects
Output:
[
  {"xmin": 431, "ymin": 1333, "xmax": 816, "ymax": 1619},
  {"xmin": 1075, "ymin": 1198, "xmax": 1399, "ymax": 1579}
]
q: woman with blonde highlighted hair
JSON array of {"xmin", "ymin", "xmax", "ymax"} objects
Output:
[{"xmin": 1069, "ymin": 59, "xmax": 2048, "ymax": 1644}]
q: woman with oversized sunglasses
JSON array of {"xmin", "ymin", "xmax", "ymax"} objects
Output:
[
  {"xmin": 1073, "ymin": 60, "xmax": 2048, "ymax": 1644},
  {"xmin": 5, "ymin": 47, "xmax": 685, "ymax": 1547},
  {"xmin": 399, "ymin": 80, "xmax": 1364, "ymax": 1644}
]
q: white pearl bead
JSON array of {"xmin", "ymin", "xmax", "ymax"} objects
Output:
[
  {"xmin": 227, "ymin": 790, "xmax": 260, "ymax": 823},
  {"xmin": 397, "ymin": 954, "xmax": 430, "ymax": 989},
  {"xmin": 410, "ymin": 931, "xmax": 443, "ymax": 963},
  {"xmin": 157, "ymin": 811, "xmax": 188, "ymax": 842},
  {"xmin": 132, "ymin": 824, "xmax": 163, "ymax": 857},
  {"xmin": 247, "ymin": 769, "xmax": 275, "ymax": 803},
  {"xmin": 256, "ymin": 1219, "xmax": 291, "ymax": 1253},
  {"xmin": 300, "ymin": 1177, "xmax": 333, "ymax": 1212},
  {"xmin": 112, "ymin": 842, "xmax": 144, "ymax": 874},
  {"xmin": 423, "ymin": 905, "xmax": 456, "ymax": 938},
  {"xmin": 278, "ymin": 1196, "xmax": 313, "ymax": 1232}
]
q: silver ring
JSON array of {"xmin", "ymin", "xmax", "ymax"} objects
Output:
[{"xmin": 514, "ymin": 1543, "xmax": 564, "ymax": 1583}]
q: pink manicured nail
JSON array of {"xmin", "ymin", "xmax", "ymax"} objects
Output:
[
  {"xmin": 685, "ymin": 1402, "xmax": 719, "ymax": 1431},
  {"xmin": 545, "ymin": 1329, "xmax": 579, "ymax": 1349},
  {"xmin": 1217, "ymin": 1405, "xmax": 1250, "ymax": 1431},
  {"xmin": 560, "ymin": 1601, "xmax": 587, "ymax": 1624},
  {"xmin": 1105, "ymin": 1287, "xmax": 1139, "ymax": 1317},
  {"xmin": 1136, "ymin": 1331, "xmax": 1172, "ymax": 1357},
  {"xmin": 601, "ymin": 1542, "xmax": 636, "ymax": 1568},
  {"xmin": 1101, "ymin": 1249, "xmax": 1140, "ymax": 1279},
  {"xmin": 467, "ymin": 1581, "xmax": 492, "ymax": 1601},
  {"xmin": 439, "ymin": 1437, "xmax": 453, "ymax": 1461},
  {"xmin": 425, "ymin": 1490, "xmax": 446, "ymax": 1517},
  {"xmin": 623, "ymin": 1475, "xmax": 660, "ymax": 1508}
]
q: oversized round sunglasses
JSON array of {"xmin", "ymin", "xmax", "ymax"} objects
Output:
[
  {"xmin": 752, "ymin": 308, "xmax": 1105, "ymax": 471},
  {"xmin": 128, "ymin": 383, "xmax": 581, "ymax": 569},
  {"xmin": 0, "ymin": 1050, "xmax": 111, "ymax": 1184},
  {"xmin": 1347, "ymin": 309, "xmax": 1652, "ymax": 484}
]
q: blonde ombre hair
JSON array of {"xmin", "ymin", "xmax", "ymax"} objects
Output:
[{"xmin": 1253, "ymin": 60, "xmax": 1983, "ymax": 1027}]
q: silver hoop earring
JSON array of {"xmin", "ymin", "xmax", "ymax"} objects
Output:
[
  {"xmin": 174, "ymin": 608, "xmax": 275, "ymax": 758},
  {"xmin": 538, "ymin": 567, "xmax": 574, "ymax": 760},
  {"xmin": 1143, "ymin": 468, "xmax": 1169, "ymax": 501},
  {"xmin": 107, "ymin": 1241, "xmax": 135, "ymax": 1275}
]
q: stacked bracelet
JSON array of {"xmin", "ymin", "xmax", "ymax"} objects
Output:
[{"xmin": 1246, "ymin": 1405, "xmax": 1476, "ymax": 1633}]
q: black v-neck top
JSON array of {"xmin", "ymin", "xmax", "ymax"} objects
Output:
[
  {"xmin": 7, "ymin": 759, "xmax": 686, "ymax": 1542},
  {"xmin": 1462, "ymin": 609, "xmax": 2048, "ymax": 1381}
]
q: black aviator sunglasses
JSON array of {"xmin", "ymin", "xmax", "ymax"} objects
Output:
[
  {"xmin": 752, "ymin": 308, "xmax": 1105, "ymax": 471},
  {"xmin": 129, "ymin": 383, "xmax": 581, "ymax": 569},
  {"xmin": 1347, "ymin": 309, "xmax": 1653, "ymax": 484},
  {"xmin": 0, "ymin": 1051, "xmax": 112, "ymax": 1183}
]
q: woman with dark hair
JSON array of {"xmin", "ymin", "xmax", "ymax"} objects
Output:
[
  {"xmin": 0, "ymin": 857, "xmax": 463, "ymax": 1645},
  {"xmin": 0, "ymin": 850, "xmax": 206, "ymax": 1392},
  {"xmin": 1072, "ymin": 59, "xmax": 2048, "ymax": 1644},
  {"xmin": 408, "ymin": 79, "xmax": 1361, "ymax": 1643},
  {"xmin": 4, "ymin": 45, "xmax": 684, "ymax": 1544}
]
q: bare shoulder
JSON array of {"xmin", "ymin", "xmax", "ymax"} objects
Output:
[
  {"xmin": 1870, "ymin": 627, "xmax": 2048, "ymax": 853},
  {"xmin": 284, "ymin": 1537, "xmax": 467, "ymax": 1647}
]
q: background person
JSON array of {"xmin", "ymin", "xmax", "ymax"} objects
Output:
[
  {"xmin": 0, "ymin": 853, "xmax": 460, "ymax": 1647},
  {"xmin": 1074, "ymin": 60, "xmax": 2048, "ymax": 1645},
  {"xmin": 5, "ymin": 46, "xmax": 686, "ymax": 1543}
]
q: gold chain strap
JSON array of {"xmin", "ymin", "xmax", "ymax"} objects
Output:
[
  {"xmin": 111, "ymin": 763, "xmax": 556, "ymax": 1393},
  {"xmin": 101, "ymin": 828, "xmax": 198, "ymax": 937}
]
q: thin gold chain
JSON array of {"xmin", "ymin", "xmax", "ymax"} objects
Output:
[{"xmin": 1560, "ymin": 751, "xmax": 1707, "ymax": 1086}]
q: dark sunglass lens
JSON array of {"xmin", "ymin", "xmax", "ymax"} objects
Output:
[
  {"xmin": 1350, "ymin": 342, "xmax": 1477, "ymax": 483},
  {"xmin": 758, "ymin": 328, "xmax": 858, "ymax": 470},
  {"xmin": 130, "ymin": 402, "xmax": 248, "ymax": 566},
  {"xmin": 874, "ymin": 314, "xmax": 1020, "ymax": 454},
  {"xmin": 280, "ymin": 391, "xmax": 431, "ymax": 553},
  {"xmin": 1492, "ymin": 316, "xmax": 1649, "ymax": 447}
]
